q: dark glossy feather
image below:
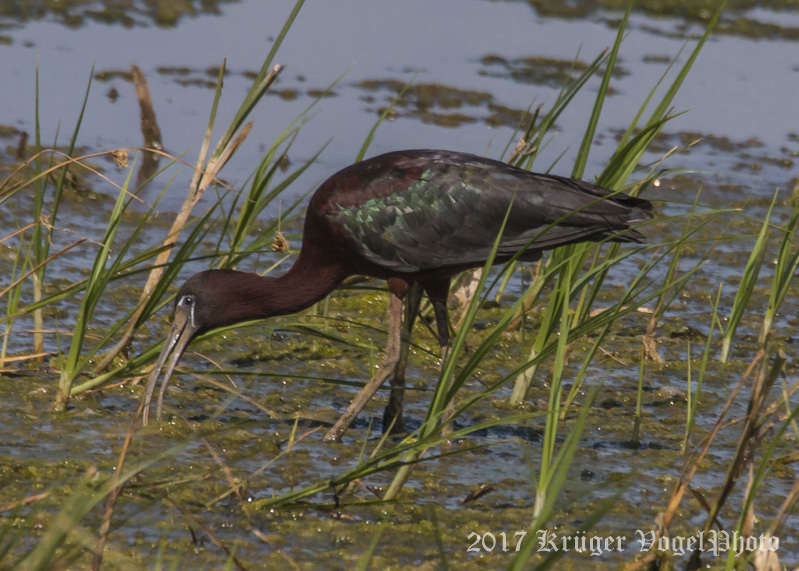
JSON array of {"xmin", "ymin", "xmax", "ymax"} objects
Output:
[{"xmin": 317, "ymin": 150, "xmax": 652, "ymax": 274}]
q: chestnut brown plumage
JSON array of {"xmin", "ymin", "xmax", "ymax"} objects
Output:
[{"xmin": 142, "ymin": 149, "xmax": 653, "ymax": 440}]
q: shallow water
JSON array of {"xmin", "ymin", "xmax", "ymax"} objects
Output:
[{"xmin": 1, "ymin": 1, "xmax": 798, "ymax": 568}]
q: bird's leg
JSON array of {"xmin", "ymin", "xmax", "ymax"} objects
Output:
[
  {"xmin": 431, "ymin": 299, "xmax": 456, "ymax": 436},
  {"xmin": 324, "ymin": 290, "xmax": 405, "ymax": 442},
  {"xmin": 383, "ymin": 282, "xmax": 423, "ymax": 434}
]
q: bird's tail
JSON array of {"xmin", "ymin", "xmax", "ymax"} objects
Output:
[{"xmin": 613, "ymin": 199, "xmax": 655, "ymax": 243}]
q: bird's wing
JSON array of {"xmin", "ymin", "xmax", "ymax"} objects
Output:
[{"xmin": 327, "ymin": 151, "xmax": 650, "ymax": 273}]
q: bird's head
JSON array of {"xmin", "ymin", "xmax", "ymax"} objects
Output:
[{"xmin": 141, "ymin": 269, "xmax": 250, "ymax": 426}]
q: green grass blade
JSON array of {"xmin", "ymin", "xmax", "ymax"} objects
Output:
[
  {"xmin": 572, "ymin": 0, "xmax": 632, "ymax": 179},
  {"xmin": 720, "ymin": 190, "xmax": 777, "ymax": 362}
]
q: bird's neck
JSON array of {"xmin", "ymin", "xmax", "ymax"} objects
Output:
[{"xmin": 247, "ymin": 255, "xmax": 346, "ymax": 319}]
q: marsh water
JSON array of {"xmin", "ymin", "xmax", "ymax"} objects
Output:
[{"xmin": 1, "ymin": 0, "xmax": 799, "ymax": 568}]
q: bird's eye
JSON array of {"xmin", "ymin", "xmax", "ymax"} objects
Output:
[{"xmin": 181, "ymin": 295, "xmax": 194, "ymax": 307}]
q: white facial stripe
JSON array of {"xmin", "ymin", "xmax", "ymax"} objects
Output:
[{"xmin": 180, "ymin": 295, "xmax": 196, "ymax": 329}]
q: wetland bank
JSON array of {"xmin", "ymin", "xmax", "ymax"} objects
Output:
[{"xmin": 1, "ymin": 0, "xmax": 799, "ymax": 569}]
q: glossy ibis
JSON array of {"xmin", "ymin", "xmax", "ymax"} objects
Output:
[{"xmin": 142, "ymin": 149, "xmax": 653, "ymax": 440}]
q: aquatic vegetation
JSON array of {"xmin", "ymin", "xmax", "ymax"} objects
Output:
[{"xmin": 0, "ymin": 0, "xmax": 797, "ymax": 569}]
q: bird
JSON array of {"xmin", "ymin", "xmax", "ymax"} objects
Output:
[{"xmin": 141, "ymin": 149, "xmax": 653, "ymax": 440}]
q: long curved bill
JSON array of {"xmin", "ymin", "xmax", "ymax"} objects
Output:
[{"xmin": 141, "ymin": 305, "xmax": 199, "ymax": 426}]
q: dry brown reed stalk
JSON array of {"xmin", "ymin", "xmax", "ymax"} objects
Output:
[
  {"xmin": 0, "ymin": 222, "xmax": 36, "ymax": 244},
  {"xmin": 623, "ymin": 350, "xmax": 764, "ymax": 571},
  {"xmin": 92, "ymin": 396, "xmax": 150, "ymax": 570},
  {"xmin": 90, "ymin": 63, "xmax": 283, "ymax": 376},
  {"xmin": 759, "ymin": 475, "xmax": 799, "ymax": 568},
  {"xmin": 626, "ymin": 344, "xmax": 788, "ymax": 570},
  {"xmin": 666, "ymin": 350, "xmax": 765, "ymax": 525},
  {"xmin": 0, "ymin": 492, "xmax": 50, "ymax": 513},
  {"xmin": 93, "ymin": 374, "xmax": 239, "ymax": 568},
  {"xmin": 131, "ymin": 64, "xmax": 165, "ymax": 186},
  {"xmin": 0, "ymin": 351, "xmax": 52, "ymax": 365},
  {"xmin": 0, "ymin": 147, "xmax": 175, "ymax": 201},
  {"xmin": 684, "ymin": 348, "xmax": 786, "ymax": 569},
  {"xmin": 0, "ymin": 146, "xmax": 181, "ymax": 372},
  {"xmin": 15, "ymin": 131, "xmax": 28, "ymax": 161},
  {"xmin": 131, "ymin": 64, "xmax": 163, "ymax": 151}
]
